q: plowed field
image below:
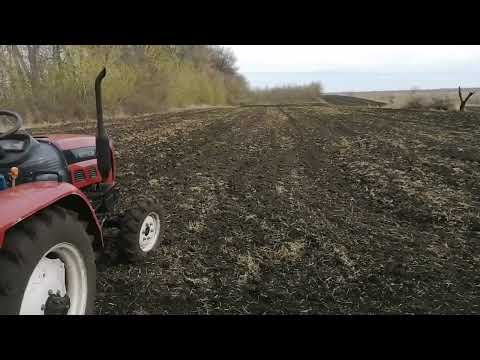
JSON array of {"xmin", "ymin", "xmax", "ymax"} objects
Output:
[{"xmin": 35, "ymin": 105, "xmax": 480, "ymax": 314}]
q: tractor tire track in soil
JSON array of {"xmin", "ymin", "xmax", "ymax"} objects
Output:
[{"xmin": 33, "ymin": 105, "xmax": 480, "ymax": 314}]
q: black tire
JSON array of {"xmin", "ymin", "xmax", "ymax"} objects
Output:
[
  {"xmin": 0, "ymin": 206, "xmax": 96, "ymax": 315},
  {"xmin": 119, "ymin": 196, "xmax": 165, "ymax": 263}
]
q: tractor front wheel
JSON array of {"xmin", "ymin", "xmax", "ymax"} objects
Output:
[
  {"xmin": 0, "ymin": 206, "xmax": 96, "ymax": 315},
  {"xmin": 119, "ymin": 196, "xmax": 165, "ymax": 263}
]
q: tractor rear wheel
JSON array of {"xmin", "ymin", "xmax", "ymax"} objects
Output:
[
  {"xmin": 0, "ymin": 206, "xmax": 96, "ymax": 315},
  {"xmin": 118, "ymin": 196, "xmax": 165, "ymax": 263}
]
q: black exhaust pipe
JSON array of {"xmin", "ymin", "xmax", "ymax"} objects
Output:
[{"xmin": 95, "ymin": 67, "xmax": 112, "ymax": 180}]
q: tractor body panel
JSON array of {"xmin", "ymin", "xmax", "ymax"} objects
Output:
[
  {"xmin": 35, "ymin": 134, "xmax": 96, "ymax": 150},
  {"xmin": 0, "ymin": 181, "xmax": 102, "ymax": 247},
  {"xmin": 34, "ymin": 134, "xmax": 116, "ymax": 186}
]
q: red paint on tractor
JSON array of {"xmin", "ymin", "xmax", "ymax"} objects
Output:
[
  {"xmin": 0, "ymin": 181, "xmax": 102, "ymax": 247},
  {"xmin": 35, "ymin": 134, "xmax": 95, "ymax": 150},
  {"xmin": 69, "ymin": 159, "xmax": 102, "ymax": 189}
]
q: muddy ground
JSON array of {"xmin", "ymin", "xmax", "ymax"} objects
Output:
[{"xmin": 34, "ymin": 104, "xmax": 480, "ymax": 314}]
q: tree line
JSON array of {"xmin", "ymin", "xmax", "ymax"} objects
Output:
[
  {"xmin": 247, "ymin": 82, "xmax": 323, "ymax": 105},
  {"xmin": 0, "ymin": 45, "xmax": 250, "ymax": 123},
  {"xmin": 0, "ymin": 45, "xmax": 328, "ymax": 124}
]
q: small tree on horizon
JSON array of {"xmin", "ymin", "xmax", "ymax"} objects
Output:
[{"xmin": 458, "ymin": 86, "xmax": 476, "ymax": 112}]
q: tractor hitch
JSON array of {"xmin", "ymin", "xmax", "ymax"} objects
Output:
[{"xmin": 43, "ymin": 290, "xmax": 71, "ymax": 315}]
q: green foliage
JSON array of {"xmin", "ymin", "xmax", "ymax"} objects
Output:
[{"xmin": 0, "ymin": 45, "xmax": 250, "ymax": 123}]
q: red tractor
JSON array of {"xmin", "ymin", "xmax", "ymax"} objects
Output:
[{"xmin": 0, "ymin": 69, "xmax": 165, "ymax": 315}]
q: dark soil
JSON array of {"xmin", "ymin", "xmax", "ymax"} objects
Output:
[
  {"xmin": 33, "ymin": 105, "xmax": 480, "ymax": 314},
  {"xmin": 323, "ymin": 95, "xmax": 386, "ymax": 107}
]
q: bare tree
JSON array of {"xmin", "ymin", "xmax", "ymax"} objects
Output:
[
  {"xmin": 51, "ymin": 45, "xmax": 64, "ymax": 68},
  {"xmin": 458, "ymin": 86, "xmax": 476, "ymax": 112},
  {"xmin": 7, "ymin": 46, "xmax": 46, "ymax": 95},
  {"xmin": 208, "ymin": 46, "xmax": 238, "ymax": 75}
]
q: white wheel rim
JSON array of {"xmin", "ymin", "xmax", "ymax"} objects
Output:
[
  {"xmin": 139, "ymin": 212, "xmax": 161, "ymax": 252},
  {"xmin": 19, "ymin": 242, "xmax": 88, "ymax": 315}
]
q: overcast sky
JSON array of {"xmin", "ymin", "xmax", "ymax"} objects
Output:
[{"xmin": 224, "ymin": 45, "xmax": 480, "ymax": 92}]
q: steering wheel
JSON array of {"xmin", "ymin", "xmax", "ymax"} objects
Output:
[
  {"xmin": 0, "ymin": 110, "xmax": 37, "ymax": 166},
  {"xmin": 0, "ymin": 110, "xmax": 23, "ymax": 139}
]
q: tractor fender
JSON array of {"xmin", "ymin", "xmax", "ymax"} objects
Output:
[{"xmin": 0, "ymin": 181, "xmax": 102, "ymax": 249}]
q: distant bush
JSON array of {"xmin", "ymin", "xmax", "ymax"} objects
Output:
[
  {"xmin": 402, "ymin": 95, "xmax": 428, "ymax": 109},
  {"xmin": 247, "ymin": 82, "xmax": 323, "ymax": 104},
  {"xmin": 401, "ymin": 94, "xmax": 455, "ymax": 111},
  {"xmin": 429, "ymin": 96, "xmax": 455, "ymax": 111}
]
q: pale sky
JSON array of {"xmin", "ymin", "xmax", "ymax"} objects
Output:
[{"xmin": 224, "ymin": 45, "xmax": 480, "ymax": 92}]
